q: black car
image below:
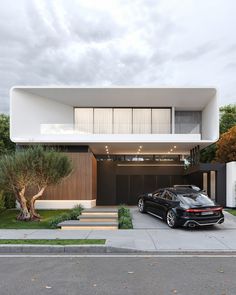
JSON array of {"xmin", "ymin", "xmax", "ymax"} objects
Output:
[{"xmin": 137, "ymin": 187, "xmax": 224, "ymax": 228}]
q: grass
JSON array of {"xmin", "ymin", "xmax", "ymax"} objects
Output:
[
  {"xmin": 0, "ymin": 209, "xmax": 70, "ymax": 229},
  {"xmin": 0, "ymin": 239, "xmax": 106, "ymax": 245},
  {"xmin": 226, "ymin": 209, "xmax": 236, "ymax": 216}
]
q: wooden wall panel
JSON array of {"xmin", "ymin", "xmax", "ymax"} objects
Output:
[{"xmin": 41, "ymin": 152, "xmax": 97, "ymax": 200}]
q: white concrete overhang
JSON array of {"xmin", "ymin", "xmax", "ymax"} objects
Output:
[{"xmin": 11, "ymin": 86, "xmax": 216, "ymax": 110}]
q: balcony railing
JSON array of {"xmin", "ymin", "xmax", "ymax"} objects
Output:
[{"xmin": 40, "ymin": 123, "xmax": 201, "ymax": 135}]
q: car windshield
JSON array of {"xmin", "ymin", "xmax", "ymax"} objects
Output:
[{"xmin": 178, "ymin": 193, "xmax": 215, "ymax": 207}]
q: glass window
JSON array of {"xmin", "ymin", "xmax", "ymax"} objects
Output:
[
  {"xmin": 152, "ymin": 109, "xmax": 171, "ymax": 134},
  {"xmin": 114, "ymin": 108, "xmax": 132, "ymax": 134},
  {"xmin": 94, "ymin": 108, "xmax": 113, "ymax": 134},
  {"xmin": 133, "ymin": 109, "xmax": 151, "ymax": 134},
  {"xmin": 74, "ymin": 108, "xmax": 93, "ymax": 134},
  {"xmin": 175, "ymin": 111, "xmax": 201, "ymax": 134}
]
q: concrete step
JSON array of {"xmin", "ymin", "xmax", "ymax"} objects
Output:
[
  {"xmin": 81, "ymin": 210, "xmax": 118, "ymax": 217},
  {"xmin": 58, "ymin": 220, "xmax": 118, "ymax": 230},
  {"xmin": 79, "ymin": 216, "xmax": 117, "ymax": 222}
]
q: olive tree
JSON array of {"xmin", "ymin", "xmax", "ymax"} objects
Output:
[{"xmin": 0, "ymin": 146, "xmax": 73, "ymax": 221}]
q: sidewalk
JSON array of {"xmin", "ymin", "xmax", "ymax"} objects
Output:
[
  {"xmin": 0, "ymin": 211, "xmax": 236, "ymax": 252},
  {"xmin": 1, "ymin": 224, "xmax": 236, "ymax": 252}
]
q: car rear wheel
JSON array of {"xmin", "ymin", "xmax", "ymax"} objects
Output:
[
  {"xmin": 138, "ymin": 198, "xmax": 146, "ymax": 213},
  {"xmin": 166, "ymin": 210, "xmax": 178, "ymax": 228}
]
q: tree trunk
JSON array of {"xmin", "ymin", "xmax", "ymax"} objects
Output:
[
  {"xmin": 16, "ymin": 188, "xmax": 31, "ymax": 221},
  {"xmin": 28, "ymin": 187, "xmax": 46, "ymax": 221}
]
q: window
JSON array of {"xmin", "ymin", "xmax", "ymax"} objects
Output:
[
  {"xmin": 74, "ymin": 108, "xmax": 93, "ymax": 134},
  {"xmin": 162, "ymin": 191, "xmax": 176, "ymax": 201},
  {"xmin": 74, "ymin": 107, "xmax": 172, "ymax": 134},
  {"xmin": 153, "ymin": 191, "xmax": 163, "ymax": 198},
  {"xmin": 94, "ymin": 108, "xmax": 113, "ymax": 134},
  {"xmin": 133, "ymin": 109, "xmax": 151, "ymax": 134},
  {"xmin": 113, "ymin": 108, "xmax": 132, "ymax": 134},
  {"xmin": 175, "ymin": 111, "xmax": 201, "ymax": 134},
  {"xmin": 152, "ymin": 109, "xmax": 171, "ymax": 134}
]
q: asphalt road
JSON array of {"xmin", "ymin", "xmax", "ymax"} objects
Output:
[{"xmin": 0, "ymin": 255, "xmax": 235, "ymax": 295}]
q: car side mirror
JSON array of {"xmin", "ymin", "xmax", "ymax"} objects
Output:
[{"xmin": 147, "ymin": 193, "xmax": 152, "ymax": 197}]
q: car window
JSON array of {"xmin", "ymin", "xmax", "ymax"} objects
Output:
[
  {"xmin": 178, "ymin": 193, "xmax": 214, "ymax": 207},
  {"xmin": 162, "ymin": 191, "xmax": 176, "ymax": 201},
  {"xmin": 153, "ymin": 191, "xmax": 163, "ymax": 198}
]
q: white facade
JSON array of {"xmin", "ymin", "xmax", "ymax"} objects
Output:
[
  {"xmin": 10, "ymin": 86, "xmax": 218, "ymax": 155},
  {"xmin": 226, "ymin": 161, "xmax": 236, "ymax": 208}
]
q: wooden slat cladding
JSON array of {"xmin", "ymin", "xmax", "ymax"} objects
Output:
[{"xmin": 41, "ymin": 152, "xmax": 97, "ymax": 200}]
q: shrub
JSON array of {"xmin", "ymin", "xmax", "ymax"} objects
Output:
[
  {"xmin": 0, "ymin": 191, "xmax": 15, "ymax": 211},
  {"xmin": 118, "ymin": 206, "xmax": 133, "ymax": 229},
  {"xmin": 49, "ymin": 205, "xmax": 83, "ymax": 228},
  {"xmin": 0, "ymin": 191, "xmax": 5, "ymax": 210},
  {"xmin": 4, "ymin": 192, "xmax": 15, "ymax": 209}
]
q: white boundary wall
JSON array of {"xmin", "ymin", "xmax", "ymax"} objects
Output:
[
  {"xmin": 226, "ymin": 161, "xmax": 236, "ymax": 208},
  {"xmin": 16, "ymin": 200, "xmax": 97, "ymax": 209}
]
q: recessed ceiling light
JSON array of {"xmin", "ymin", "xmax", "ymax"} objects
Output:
[
  {"xmin": 170, "ymin": 149, "xmax": 173, "ymax": 152},
  {"xmin": 105, "ymin": 146, "xmax": 108, "ymax": 149},
  {"xmin": 139, "ymin": 146, "xmax": 143, "ymax": 149},
  {"xmin": 174, "ymin": 146, "xmax": 177, "ymax": 149}
]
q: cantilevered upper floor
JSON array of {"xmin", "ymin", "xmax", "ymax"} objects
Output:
[{"xmin": 10, "ymin": 87, "xmax": 219, "ymax": 155}]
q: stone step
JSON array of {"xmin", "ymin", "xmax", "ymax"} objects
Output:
[
  {"xmin": 83, "ymin": 209, "xmax": 118, "ymax": 213},
  {"xmin": 58, "ymin": 220, "xmax": 118, "ymax": 230},
  {"xmin": 79, "ymin": 216, "xmax": 117, "ymax": 222},
  {"xmin": 81, "ymin": 211, "xmax": 118, "ymax": 217}
]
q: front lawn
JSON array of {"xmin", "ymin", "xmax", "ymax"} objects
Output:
[
  {"xmin": 226, "ymin": 209, "xmax": 236, "ymax": 216},
  {"xmin": 0, "ymin": 209, "xmax": 70, "ymax": 229},
  {"xmin": 0, "ymin": 239, "xmax": 106, "ymax": 245}
]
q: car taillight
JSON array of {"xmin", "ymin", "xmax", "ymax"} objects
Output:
[{"xmin": 185, "ymin": 207, "xmax": 223, "ymax": 213}]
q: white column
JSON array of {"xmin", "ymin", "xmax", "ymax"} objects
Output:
[{"xmin": 226, "ymin": 161, "xmax": 236, "ymax": 208}]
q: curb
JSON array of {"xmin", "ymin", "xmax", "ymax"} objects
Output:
[
  {"xmin": 1, "ymin": 245, "xmax": 236, "ymax": 255},
  {"xmin": 0, "ymin": 245, "xmax": 142, "ymax": 254}
]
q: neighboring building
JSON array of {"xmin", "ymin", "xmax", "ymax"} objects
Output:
[{"xmin": 10, "ymin": 87, "xmax": 225, "ymax": 208}]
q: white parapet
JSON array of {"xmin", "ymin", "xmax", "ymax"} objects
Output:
[
  {"xmin": 226, "ymin": 161, "xmax": 236, "ymax": 208},
  {"xmin": 34, "ymin": 200, "xmax": 96, "ymax": 209}
]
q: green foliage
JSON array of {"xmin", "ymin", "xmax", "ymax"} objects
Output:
[
  {"xmin": 0, "ymin": 114, "xmax": 15, "ymax": 155},
  {"xmin": 200, "ymin": 103, "xmax": 236, "ymax": 163},
  {"xmin": 0, "ymin": 145, "xmax": 73, "ymax": 194},
  {"xmin": 0, "ymin": 239, "xmax": 106, "ymax": 245},
  {"xmin": 0, "ymin": 209, "xmax": 69, "ymax": 229},
  {"xmin": 4, "ymin": 192, "xmax": 15, "ymax": 209},
  {"xmin": 0, "ymin": 191, "xmax": 5, "ymax": 210},
  {"xmin": 118, "ymin": 206, "xmax": 133, "ymax": 229},
  {"xmin": 220, "ymin": 104, "xmax": 236, "ymax": 134},
  {"xmin": 49, "ymin": 205, "xmax": 83, "ymax": 228},
  {"xmin": 0, "ymin": 191, "xmax": 15, "ymax": 210},
  {"xmin": 200, "ymin": 144, "xmax": 216, "ymax": 163},
  {"xmin": 216, "ymin": 125, "xmax": 236, "ymax": 162}
]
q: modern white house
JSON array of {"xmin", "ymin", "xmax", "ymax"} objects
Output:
[{"xmin": 10, "ymin": 87, "xmax": 225, "ymax": 208}]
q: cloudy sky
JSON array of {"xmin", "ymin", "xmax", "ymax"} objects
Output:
[{"xmin": 0, "ymin": 0, "xmax": 236, "ymax": 113}]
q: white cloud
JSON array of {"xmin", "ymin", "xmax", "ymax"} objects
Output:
[{"xmin": 0, "ymin": 0, "xmax": 236, "ymax": 113}]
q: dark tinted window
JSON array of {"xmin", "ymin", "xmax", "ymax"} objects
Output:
[
  {"xmin": 153, "ymin": 191, "xmax": 164, "ymax": 198},
  {"xmin": 162, "ymin": 191, "xmax": 177, "ymax": 201},
  {"xmin": 178, "ymin": 193, "xmax": 214, "ymax": 207}
]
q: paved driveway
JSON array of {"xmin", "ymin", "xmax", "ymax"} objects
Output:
[{"xmin": 131, "ymin": 206, "xmax": 236, "ymax": 230}]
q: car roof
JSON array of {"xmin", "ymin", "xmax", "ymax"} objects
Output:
[{"xmin": 159, "ymin": 187, "xmax": 200, "ymax": 195}]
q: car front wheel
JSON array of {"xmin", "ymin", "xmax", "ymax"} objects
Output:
[
  {"xmin": 166, "ymin": 210, "xmax": 178, "ymax": 228},
  {"xmin": 138, "ymin": 198, "xmax": 146, "ymax": 213}
]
